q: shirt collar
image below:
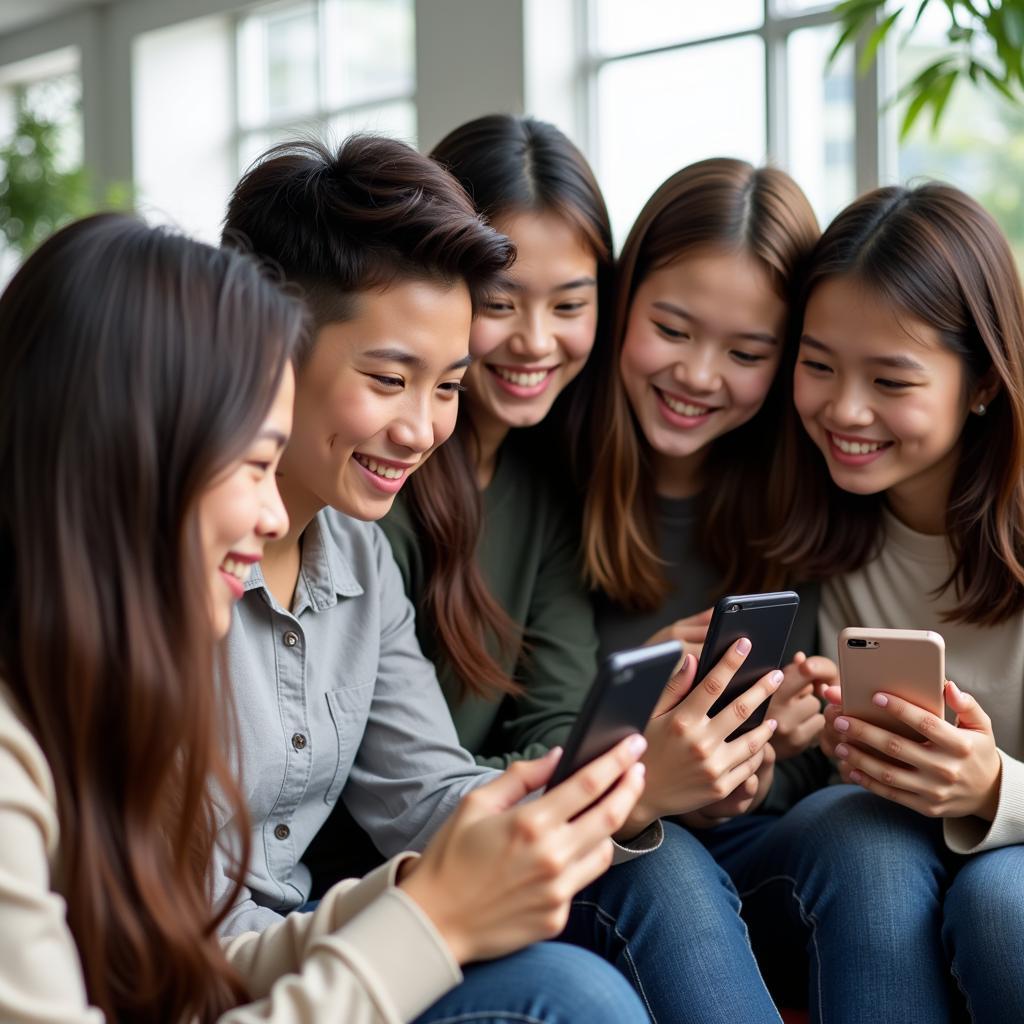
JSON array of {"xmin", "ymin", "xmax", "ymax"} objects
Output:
[{"xmin": 243, "ymin": 510, "xmax": 363, "ymax": 615}]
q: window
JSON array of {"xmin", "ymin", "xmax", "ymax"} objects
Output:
[
  {"xmin": 235, "ymin": 0, "xmax": 416, "ymax": 173},
  {"xmin": 583, "ymin": 1, "xmax": 857, "ymax": 245}
]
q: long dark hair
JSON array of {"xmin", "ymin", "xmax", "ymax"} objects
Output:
[
  {"xmin": 0, "ymin": 213, "xmax": 303, "ymax": 1021},
  {"xmin": 768, "ymin": 182, "xmax": 1024, "ymax": 625},
  {"xmin": 414, "ymin": 114, "xmax": 614, "ymax": 699},
  {"xmin": 582, "ymin": 158, "xmax": 820, "ymax": 609}
]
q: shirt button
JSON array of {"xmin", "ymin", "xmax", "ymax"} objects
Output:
[
  {"xmin": 274, "ymin": 823, "xmax": 290, "ymax": 841},
  {"xmin": 282, "ymin": 630, "xmax": 299, "ymax": 647},
  {"xmin": 291, "ymin": 733, "xmax": 307, "ymax": 750}
]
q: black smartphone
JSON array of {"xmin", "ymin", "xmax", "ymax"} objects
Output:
[
  {"xmin": 696, "ymin": 591, "xmax": 800, "ymax": 741},
  {"xmin": 546, "ymin": 640, "xmax": 683, "ymax": 791}
]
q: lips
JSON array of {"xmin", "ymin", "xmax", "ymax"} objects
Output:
[
  {"xmin": 653, "ymin": 386, "xmax": 719, "ymax": 428},
  {"xmin": 352, "ymin": 452, "xmax": 415, "ymax": 495},
  {"xmin": 826, "ymin": 430, "xmax": 894, "ymax": 466},
  {"xmin": 486, "ymin": 363, "xmax": 558, "ymax": 398}
]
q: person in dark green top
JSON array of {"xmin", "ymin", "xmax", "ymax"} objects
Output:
[{"xmin": 381, "ymin": 114, "xmax": 799, "ymax": 1024}]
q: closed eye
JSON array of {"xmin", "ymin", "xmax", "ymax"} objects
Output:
[
  {"xmin": 653, "ymin": 320, "xmax": 689, "ymax": 341},
  {"xmin": 367, "ymin": 373, "xmax": 403, "ymax": 388},
  {"xmin": 555, "ymin": 300, "xmax": 588, "ymax": 314},
  {"xmin": 799, "ymin": 358, "xmax": 833, "ymax": 373},
  {"xmin": 438, "ymin": 381, "xmax": 467, "ymax": 394},
  {"xmin": 731, "ymin": 350, "xmax": 768, "ymax": 364},
  {"xmin": 876, "ymin": 378, "xmax": 914, "ymax": 390}
]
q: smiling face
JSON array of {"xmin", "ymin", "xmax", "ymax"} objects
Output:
[
  {"xmin": 281, "ymin": 278, "xmax": 472, "ymax": 522},
  {"xmin": 618, "ymin": 247, "xmax": 786, "ymax": 497},
  {"xmin": 794, "ymin": 275, "xmax": 982, "ymax": 529},
  {"xmin": 198, "ymin": 363, "xmax": 294, "ymax": 637},
  {"xmin": 463, "ymin": 210, "xmax": 598, "ymax": 444}
]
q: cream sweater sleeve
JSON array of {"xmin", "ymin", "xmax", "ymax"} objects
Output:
[
  {"xmin": 0, "ymin": 700, "xmax": 460, "ymax": 1024},
  {"xmin": 944, "ymin": 749, "xmax": 1024, "ymax": 854}
]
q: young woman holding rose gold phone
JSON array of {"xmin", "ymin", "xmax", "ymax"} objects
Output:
[
  {"xmin": 698, "ymin": 182, "xmax": 1024, "ymax": 1023},
  {"xmin": 0, "ymin": 213, "xmax": 649, "ymax": 1023}
]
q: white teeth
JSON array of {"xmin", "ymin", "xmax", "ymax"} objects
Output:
[
  {"xmin": 831, "ymin": 434, "xmax": 887, "ymax": 455},
  {"xmin": 659, "ymin": 390, "xmax": 712, "ymax": 417},
  {"xmin": 220, "ymin": 557, "xmax": 252, "ymax": 582},
  {"xmin": 493, "ymin": 366, "xmax": 549, "ymax": 387},
  {"xmin": 355, "ymin": 454, "xmax": 405, "ymax": 480}
]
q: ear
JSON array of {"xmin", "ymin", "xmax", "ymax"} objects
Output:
[{"xmin": 969, "ymin": 368, "xmax": 1001, "ymax": 416}]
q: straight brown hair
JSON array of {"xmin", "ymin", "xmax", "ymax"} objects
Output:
[
  {"xmin": 582, "ymin": 158, "xmax": 820, "ymax": 609},
  {"xmin": 0, "ymin": 214, "xmax": 302, "ymax": 1021},
  {"xmin": 767, "ymin": 182, "xmax": 1024, "ymax": 625},
  {"xmin": 418, "ymin": 114, "xmax": 614, "ymax": 699}
]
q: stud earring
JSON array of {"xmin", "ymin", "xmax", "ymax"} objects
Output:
[{"xmin": 974, "ymin": 402, "xmax": 987, "ymax": 416}]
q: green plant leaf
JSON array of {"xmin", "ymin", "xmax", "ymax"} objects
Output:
[
  {"xmin": 929, "ymin": 67, "xmax": 960, "ymax": 131},
  {"xmin": 827, "ymin": 0, "xmax": 888, "ymax": 69},
  {"xmin": 859, "ymin": 9, "xmax": 903, "ymax": 75}
]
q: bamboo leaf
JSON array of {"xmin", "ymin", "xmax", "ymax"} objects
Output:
[
  {"xmin": 827, "ymin": 0, "xmax": 888, "ymax": 69},
  {"xmin": 901, "ymin": 85, "xmax": 935, "ymax": 139},
  {"xmin": 930, "ymin": 68, "xmax": 959, "ymax": 131},
  {"xmin": 859, "ymin": 9, "xmax": 903, "ymax": 75}
]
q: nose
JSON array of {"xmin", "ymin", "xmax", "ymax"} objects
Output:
[
  {"xmin": 388, "ymin": 395, "xmax": 435, "ymax": 454},
  {"xmin": 828, "ymin": 380, "xmax": 874, "ymax": 428},
  {"xmin": 672, "ymin": 343, "xmax": 720, "ymax": 394},
  {"xmin": 257, "ymin": 477, "xmax": 289, "ymax": 540},
  {"xmin": 508, "ymin": 308, "xmax": 556, "ymax": 361}
]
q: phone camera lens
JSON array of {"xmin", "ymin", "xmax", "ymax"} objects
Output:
[
  {"xmin": 727, "ymin": 604, "xmax": 740, "ymax": 613},
  {"xmin": 847, "ymin": 638, "xmax": 868, "ymax": 648}
]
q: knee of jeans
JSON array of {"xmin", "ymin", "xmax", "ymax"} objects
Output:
[
  {"xmin": 628, "ymin": 820, "xmax": 737, "ymax": 897},
  {"xmin": 946, "ymin": 847, "xmax": 1024, "ymax": 938},
  {"xmin": 520, "ymin": 944, "xmax": 647, "ymax": 1022}
]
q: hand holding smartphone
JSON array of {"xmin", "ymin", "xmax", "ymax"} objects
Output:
[{"xmin": 695, "ymin": 592, "xmax": 800, "ymax": 741}]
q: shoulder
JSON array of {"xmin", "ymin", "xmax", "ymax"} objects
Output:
[
  {"xmin": 0, "ymin": 688, "xmax": 60, "ymax": 858},
  {"xmin": 317, "ymin": 507, "xmax": 396, "ymax": 577}
]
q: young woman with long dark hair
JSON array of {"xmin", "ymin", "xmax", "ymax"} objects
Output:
[{"xmin": 692, "ymin": 182, "xmax": 1024, "ymax": 1023}]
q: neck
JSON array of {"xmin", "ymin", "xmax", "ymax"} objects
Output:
[
  {"xmin": 468, "ymin": 407, "xmax": 511, "ymax": 490},
  {"xmin": 884, "ymin": 446, "xmax": 959, "ymax": 536},
  {"xmin": 260, "ymin": 469, "xmax": 324, "ymax": 604},
  {"xmin": 652, "ymin": 447, "xmax": 707, "ymax": 500}
]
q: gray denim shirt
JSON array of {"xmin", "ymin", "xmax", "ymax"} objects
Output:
[{"xmin": 214, "ymin": 509, "xmax": 497, "ymax": 936}]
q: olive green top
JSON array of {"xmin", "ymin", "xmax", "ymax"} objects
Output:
[{"xmin": 381, "ymin": 441, "xmax": 598, "ymax": 769}]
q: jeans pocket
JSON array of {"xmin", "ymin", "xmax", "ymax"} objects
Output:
[{"xmin": 324, "ymin": 681, "xmax": 374, "ymax": 804}]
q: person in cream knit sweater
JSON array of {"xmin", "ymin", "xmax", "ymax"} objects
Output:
[{"xmin": 0, "ymin": 215, "xmax": 649, "ymax": 1024}]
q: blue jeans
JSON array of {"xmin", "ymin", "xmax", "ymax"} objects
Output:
[
  {"xmin": 413, "ymin": 942, "xmax": 647, "ymax": 1024},
  {"xmin": 700, "ymin": 785, "xmax": 1024, "ymax": 1024},
  {"xmin": 560, "ymin": 819, "xmax": 781, "ymax": 1024}
]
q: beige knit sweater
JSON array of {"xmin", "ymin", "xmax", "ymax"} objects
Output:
[
  {"xmin": 0, "ymin": 688, "xmax": 460, "ymax": 1023},
  {"xmin": 820, "ymin": 511, "xmax": 1024, "ymax": 855}
]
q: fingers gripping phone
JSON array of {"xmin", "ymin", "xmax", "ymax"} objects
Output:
[
  {"xmin": 696, "ymin": 592, "xmax": 801, "ymax": 741},
  {"xmin": 546, "ymin": 640, "xmax": 683, "ymax": 790},
  {"xmin": 838, "ymin": 627, "xmax": 945, "ymax": 744}
]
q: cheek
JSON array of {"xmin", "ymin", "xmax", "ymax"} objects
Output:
[
  {"xmin": 792, "ymin": 371, "xmax": 823, "ymax": 420},
  {"xmin": 619, "ymin": 325, "xmax": 662, "ymax": 387},
  {"xmin": 723, "ymin": 361, "xmax": 779, "ymax": 415},
  {"xmin": 468, "ymin": 318, "xmax": 507, "ymax": 360},
  {"xmin": 561, "ymin": 312, "xmax": 598, "ymax": 364},
  {"xmin": 433, "ymin": 401, "xmax": 460, "ymax": 447}
]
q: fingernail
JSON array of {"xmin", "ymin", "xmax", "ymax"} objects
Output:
[
  {"xmin": 872, "ymin": 693, "xmax": 889, "ymax": 708},
  {"xmin": 628, "ymin": 734, "xmax": 648, "ymax": 757},
  {"xmin": 680, "ymin": 653, "xmax": 692, "ymax": 672},
  {"xmin": 547, "ymin": 746, "xmax": 563, "ymax": 760},
  {"xmin": 850, "ymin": 769, "xmax": 863, "ymax": 783},
  {"xmin": 737, "ymin": 637, "xmax": 751, "ymax": 654},
  {"xmin": 835, "ymin": 743, "xmax": 849, "ymax": 759},
  {"xmin": 768, "ymin": 718, "xmax": 778, "ymax": 732},
  {"xmin": 835, "ymin": 717, "xmax": 850, "ymax": 732},
  {"xmin": 631, "ymin": 762, "xmax": 647, "ymax": 779},
  {"xmin": 769, "ymin": 670, "xmax": 784, "ymax": 688}
]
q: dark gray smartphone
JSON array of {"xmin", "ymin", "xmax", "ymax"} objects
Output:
[
  {"xmin": 697, "ymin": 591, "xmax": 800, "ymax": 741},
  {"xmin": 546, "ymin": 640, "xmax": 683, "ymax": 791}
]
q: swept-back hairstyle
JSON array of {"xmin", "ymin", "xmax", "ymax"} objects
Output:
[
  {"xmin": 0, "ymin": 213, "xmax": 302, "ymax": 1022},
  {"xmin": 416, "ymin": 114, "xmax": 614, "ymax": 699},
  {"xmin": 583, "ymin": 158, "xmax": 820, "ymax": 609},
  {"xmin": 768, "ymin": 182, "xmax": 1024, "ymax": 625},
  {"xmin": 222, "ymin": 134, "xmax": 516, "ymax": 699}
]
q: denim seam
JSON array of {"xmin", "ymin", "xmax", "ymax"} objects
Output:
[
  {"xmin": 570, "ymin": 898, "xmax": 656, "ymax": 1023},
  {"xmin": 947, "ymin": 953, "xmax": 976, "ymax": 1022},
  {"xmin": 738, "ymin": 873, "xmax": 823, "ymax": 1024}
]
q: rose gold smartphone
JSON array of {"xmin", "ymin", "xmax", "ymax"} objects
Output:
[{"xmin": 838, "ymin": 627, "xmax": 945, "ymax": 743}]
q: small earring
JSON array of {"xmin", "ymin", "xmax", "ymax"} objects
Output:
[{"xmin": 974, "ymin": 402, "xmax": 987, "ymax": 416}]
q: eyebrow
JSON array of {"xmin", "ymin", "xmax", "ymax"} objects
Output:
[
  {"xmin": 502, "ymin": 276, "xmax": 598, "ymax": 293},
  {"xmin": 800, "ymin": 335, "xmax": 927, "ymax": 372},
  {"xmin": 652, "ymin": 300, "xmax": 777, "ymax": 344},
  {"xmin": 259, "ymin": 429, "xmax": 288, "ymax": 448},
  {"xmin": 362, "ymin": 346, "xmax": 472, "ymax": 372}
]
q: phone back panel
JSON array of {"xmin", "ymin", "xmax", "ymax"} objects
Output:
[
  {"xmin": 698, "ymin": 592, "xmax": 800, "ymax": 739},
  {"xmin": 838, "ymin": 627, "xmax": 945, "ymax": 740},
  {"xmin": 547, "ymin": 641, "xmax": 682, "ymax": 789}
]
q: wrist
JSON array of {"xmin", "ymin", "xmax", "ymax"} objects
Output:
[
  {"xmin": 973, "ymin": 756, "xmax": 1003, "ymax": 822},
  {"xmin": 399, "ymin": 867, "xmax": 472, "ymax": 965},
  {"xmin": 614, "ymin": 801, "xmax": 655, "ymax": 843}
]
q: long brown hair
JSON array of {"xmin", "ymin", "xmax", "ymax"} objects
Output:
[
  {"xmin": 0, "ymin": 214, "xmax": 302, "ymax": 1021},
  {"xmin": 583, "ymin": 158, "xmax": 820, "ymax": 609},
  {"xmin": 768, "ymin": 182, "xmax": 1024, "ymax": 625},
  {"xmin": 418, "ymin": 114, "xmax": 614, "ymax": 699},
  {"xmin": 222, "ymin": 134, "xmax": 516, "ymax": 699}
]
